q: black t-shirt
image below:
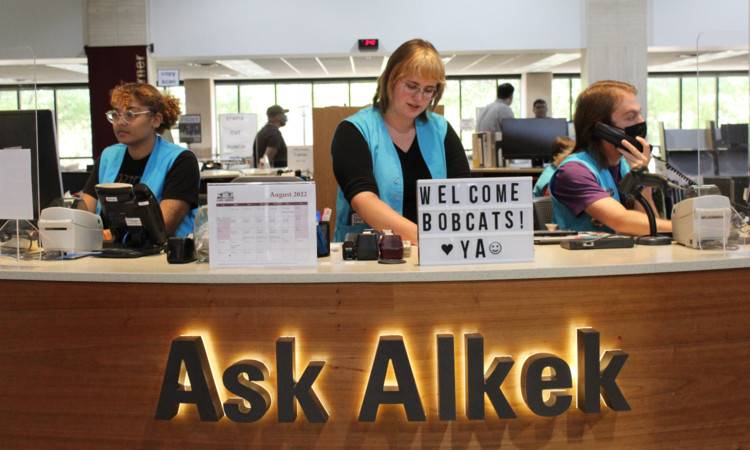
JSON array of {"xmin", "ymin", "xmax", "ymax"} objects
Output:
[
  {"xmin": 82, "ymin": 150, "xmax": 200, "ymax": 209},
  {"xmin": 331, "ymin": 121, "xmax": 471, "ymax": 223},
  {"xmin": 253, "ymin": 123, "xmax": 288, "ymax": 167}
]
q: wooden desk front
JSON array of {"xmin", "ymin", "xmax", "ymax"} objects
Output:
[{"xmin": 1, "ymin": 246, "xmax": 749, "ymax": 449}]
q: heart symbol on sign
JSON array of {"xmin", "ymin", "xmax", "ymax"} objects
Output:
[{"xmin": 441, "ymin": 244, "xmax": 453, "ymax": 255}]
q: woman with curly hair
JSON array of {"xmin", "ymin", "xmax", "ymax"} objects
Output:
[{"xmin": 78, "ymin": 82, "xmax": 199, "ymax": 237}]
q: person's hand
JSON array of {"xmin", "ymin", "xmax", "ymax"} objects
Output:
[{"xmin": 618, "ymin": 136, "xmax": 651, "ymax": 169}]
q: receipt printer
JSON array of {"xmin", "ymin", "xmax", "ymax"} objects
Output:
[
  {"xmin": 39, "ymin": 207, "xmax": 103, "ymax": 253},
  {"xmin": 672, "ymin": 195, "xmax": 731, "ymax": 249}
]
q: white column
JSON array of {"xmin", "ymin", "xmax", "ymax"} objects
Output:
[
  {"xmin": 184, "ymin": 79, "xmax": 215, "ymax": 160},
  {"xmin": 581, "ymin": 0, "xmax": 648, "ymax": 114},
  {"xmin": 521, "ymin": 72, "xmax": 553, "ymax": 118}
]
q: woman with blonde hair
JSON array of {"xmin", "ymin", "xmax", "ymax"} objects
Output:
[
  {"xmin": 78, "ymin": 82, "xmax": 199, "ymax": 237},
  {"xmin": 332, "ymin": 39, "xmax": 470, "ymax": 242}
]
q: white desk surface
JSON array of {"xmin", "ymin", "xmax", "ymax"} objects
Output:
[{"xmin": 1, "ymin": 243, "xmax": 749, "ymax": 285}]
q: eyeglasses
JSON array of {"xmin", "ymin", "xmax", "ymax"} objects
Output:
[
  {"xmin": 105, "ymin": 109, "xmax": 152, "ymax": 124},
  {"xmin": 401, "ymin": 80, "xmax": 438, "ymax": 99}
]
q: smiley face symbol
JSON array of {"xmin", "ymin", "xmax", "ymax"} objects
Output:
[{"xmin": 489, "ymin": 241, "xmax": 502, "ymax": 255}]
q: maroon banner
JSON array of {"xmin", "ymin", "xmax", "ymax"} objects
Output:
[{"xmin": 85, "ymin": 45, "xmax": 149, "ymax": 158}]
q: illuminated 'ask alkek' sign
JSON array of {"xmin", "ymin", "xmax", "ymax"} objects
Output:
[{"xmin": 154, "ymin": 328, "xmax": 629, "ymax": 422}]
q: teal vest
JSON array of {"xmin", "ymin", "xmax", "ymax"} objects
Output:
[
  {"xmin": 550, "ymin": 150, "xmax": 630, "ymax": 232},
  {"xmin": 533, "ymin": 164, "xmax": 556, "ymax": 197},
  {"xmin": 97, "ymin": 135, "xmax": 197, "ymax": 237},
  {"xmin": 334, "ymin": 107, "xmax": 448, "ymax": 242}
]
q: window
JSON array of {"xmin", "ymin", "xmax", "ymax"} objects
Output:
[
  {"xmin": 20, "ymin": 89, "xmax": 54, "ymax": 111},
  {"xmin": 647, "ymin": 77, "xmax": 680, "ymax": 146},
  {"xmin": 275, "ymin": 83, "xmax": 313, "ymax": 146},
  {"xmin": 0, "ymin": 90, "xmax": 17, "ymax": 110},
  {"xmin": 55, "ymin": 88, "xmax": 92, "ymax": 160},
  {"xmin": 313, "ymin": 82, "xmax": 349, "ymax": 107},
  {"xmin": 239, "ymin": 84, "xmax": 275, "ymax": 116},
  {"xmin": 502, "ymin": 78, "xmax": 522, "ymax": 118},
  {"xmin": 551, "ymin": 78, "xmax": 573, "ymax": 120},
  {"xmin": 349, "ymin": 81, "xmax": 377, "ymax": 107},
  {"xmin": 681, "ymin": 76, "xmax": 717, "ymax": 129},
  {"xmin": 718, "ymin": 76, "xmax": 749, "ymax": 125},
  {"xmin": 441, "ymin": 79, "xmax": 461, "ymax": 141},
  {"xmin": 459, "ymin": 79, "xmax": 498, "ymax": 149}
]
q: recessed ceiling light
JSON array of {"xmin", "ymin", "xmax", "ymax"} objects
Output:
[{"xmin": 187, "ymin": 62, "xmax": 219, "ymax": 68}]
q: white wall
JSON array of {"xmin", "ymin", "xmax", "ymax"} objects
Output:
[
  {"xmin": 149, "ymin": 0, "xmax": 584, "ymax": 58},
  {"xmin": 0, "ymin": 0, "xmax": 86, "ymax": 59},
  {"xmin": 0, "ymin": 0, "xmax": 747, "ymax": 61},
  {"xmin": 649, "ymin": 0, "xmax": 749, "ymax": 50}
]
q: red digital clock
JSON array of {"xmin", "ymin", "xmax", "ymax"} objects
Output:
[{"xmin": 358, "ymin": 39, "xmax": 379, "ymax": 50}]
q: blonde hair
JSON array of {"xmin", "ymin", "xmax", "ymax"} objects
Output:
[
  {"xmin": 110, "ymin": 82, "xmax": 181, "ymax": 133},
  {"xmin": 373, "ymin": 39, "xmax": 446, "ymax": 120}
]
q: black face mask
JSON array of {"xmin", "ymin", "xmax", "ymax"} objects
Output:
[{"xmin": 623, "ymin": 121, "xmax": 647, "ymax": 139}]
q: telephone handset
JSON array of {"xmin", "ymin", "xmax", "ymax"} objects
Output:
[{"xmin": 592, "ymin": 122, "xmax": 644, "ymax": 153}]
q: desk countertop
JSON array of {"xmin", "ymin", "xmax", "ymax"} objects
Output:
[{"xmin": 1, "ymin": 243, "xmax": 749, "ymax": 284}]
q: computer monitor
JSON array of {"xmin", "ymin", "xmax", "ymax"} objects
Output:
[
  {"xmin": 719, "ymin": 124, "xmax": 748, "ymax": 150},
  {"xmin": 95, "ymin": 183, "xmax": 167, "ymax": 250},
  {"xmin": 0, "ymin": 110, "xmax": 63, "ymax": 220},
  {"xmin": 501, "ymin": 118, "xmax": 569, "ymax": 165}
]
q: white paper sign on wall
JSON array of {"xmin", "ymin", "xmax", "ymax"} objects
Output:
[
  {"xmin": 156, "ymin": 69, "xmax": 180, "ymax": 87},
  {"xmin": 417, "ymin": 177, "xmax": 533, "ymax": 266},
  {"xmin": 219, "ymin": 113, "xmax": 258, "ymax": 160}
]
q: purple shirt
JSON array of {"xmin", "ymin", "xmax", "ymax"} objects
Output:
[{"xmin": 550, "ymin": 161, "xmax": 623, "ymax": 216}]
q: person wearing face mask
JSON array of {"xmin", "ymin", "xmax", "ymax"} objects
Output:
[
  {"xmin": 331, "ymin": 39, "xmax": 471, "ymax": 243},
  {"xmin": 78, "ymin": 82, "xmax": 199, "ymax": 238},
  {"xmin": 549, "ymin": 80, "xmax": 672, "ymax": 235},
  {"xmin": 253, "ymin": 104, "xmax": 288, "ymax": 168}
]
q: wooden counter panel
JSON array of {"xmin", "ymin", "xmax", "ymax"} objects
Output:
[{"xmin": 1, "ymin": 269, "xmax": 749, "ymax": 449}]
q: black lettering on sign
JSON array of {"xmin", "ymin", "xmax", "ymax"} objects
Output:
[
  {"xmin": 475, "ymin": 239, "xmax": 485, "ymax": 258},
  {"xmin": 505, "ymin": 211, "xmax": 514, "ymax": 228},
  {"xmin": 422, "ymin": 213, "xmax": 432, "ymax": 232},
  {"xmin": 154, "ymin": 336, "xmax": 224, "ymax": 421},
  {"xmin": 359, "ymin": 336, "xmax": 426, "ymax": 422},
  {"xmin": 451, "ymin": 185, "xmax": 459, "ymax": 204},
  {"xmin": 419, "ymin": 185, "xmax": 431, "ymax": 205},
  {"xmin": 496, "ymin": 184, "xmax": 506, "ymax": 202},
  {"xmin": 465, "ymin": 333, "xmax": 515, "ymax": 419},
  {"xmin": 511, "ymin": 183, "xmax": 519, "ymax": 201},
  {"xmin": 438, "ymin": 185, "xmax": 447, "ymax": 204},
  {"xmin": 577, "ymin": 328, "xmax": 630, "ymax": 413},
  {"xmin": 469, "ymin": 185, "xmax": 478, "ymax": 203},
  {"xmin": 223, "ymin": 360, "xmax": 272, "ymax": 422},
  {"xmin": 276, "ymin": 337, "xmax": 329, "ymax": 423},
  {"xmin": 437, "ymin": 334, "xmax": 456, "ymax": 420},
  {"xmin": 521, "ymin": 353, "xmax": 572, "ymax": 417}
]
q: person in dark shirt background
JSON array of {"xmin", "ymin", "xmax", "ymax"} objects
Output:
[
  {"xmin": 331, "ymin": 38, "xmax": 470, "ymax": 243},
  {"xmin": 253, "ymin": 105, "xmax": 288, "ymax": 168},
  {"xmin": 78, "ymin": 82, "xmax": 199, "ymax": 237}
]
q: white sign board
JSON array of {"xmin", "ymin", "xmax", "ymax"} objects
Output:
[
  {"xmin": 287, "ymin": 145, "xmax": 313, "ymax": 174},
  {"xmin": 0, "ymin": 148, "xmax": 34, "ymax": 220},
  {"xmin": 417, "ymin": 177, "xmax": 533, "ymax": 266},
  {"xmin": 219, "ymin": 113, "xmax": 258, "ymax": 160},
  {"xmin": 156, "ymin": 69, "xmax": 180, "ymax": 87},
  {"xmin": 208, "ymin": 182, "xmax": 317, "ymax": 267}
]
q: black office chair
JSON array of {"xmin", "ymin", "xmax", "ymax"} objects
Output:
[{"xmin": 533, "ymin": 196, "xmax": 553, "ymax": 230}]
